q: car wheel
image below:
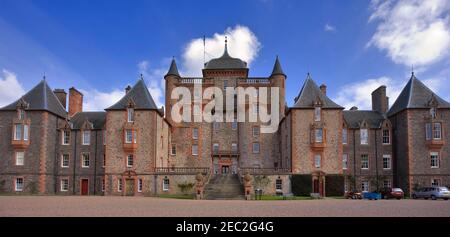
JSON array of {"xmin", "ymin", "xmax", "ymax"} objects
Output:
[
  {"xmin": 412, "ymin": 194, "xmax": 417, "ymax": 199},
  {"xmin": 444, "ymin": 198, "xmax": 448, "ymax": 201},
  {"xmin": 396, "ymin": 198, "xmax": 401, "ymax": 200},
  {"xmin": 431, "ymin": 195, "xmax": 437, "ymax": 200}
]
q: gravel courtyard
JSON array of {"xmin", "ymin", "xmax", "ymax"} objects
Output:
[{"xmin": 1, "ymin": 196, "xmax": 449, "ymax": 217}]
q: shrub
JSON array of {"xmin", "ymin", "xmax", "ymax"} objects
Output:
[
  {"xmin": 177, "ymin": 182, "xmax": 195, "ymax": 195},
  {"xmin": 291, "ymin": 175, "xmax": 312, "ymax": 196},
  {"xmin": 325, "ymin": 175, "xmax": 344, "ymax": 196}
]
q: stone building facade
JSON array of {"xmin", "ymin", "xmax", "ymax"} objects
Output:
[{"xmin": 0, "ymin": 42, "xmax": 449, "ymax": 198}]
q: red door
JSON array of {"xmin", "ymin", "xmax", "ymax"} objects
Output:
[
  {"xmin": 81, "ymin": 179, "xmax": 89, "ymax": 195},
  {"xmin": 313, "ymin": 179, "xmax": 319, "ymax": 193}
]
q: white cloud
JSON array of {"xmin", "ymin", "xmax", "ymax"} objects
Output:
[
  {"xmin": 138, "ymin": 59, "xmax": 166, "ymax": 108},
  {"xmin": 0, "ymin": 69, "xmax": 26, "ymax": 107},
  {"xmin": 334, "ymin": 74, "xmax": 450, "ymax": 110},
  {"xmin": 368, "ymin": 0, "xmax": 450, "ymax": 67},
  {"xmin": 81, "ymin": 88, "xmax": 124, "ymax": 111},
  {"xmin": 182, "ymin": 25, "xmax": 261, "ymax": 76},
  {"xmin": 324, "ymin": 24, "xmax": 336, "ymax": 32},
  {"xmin": 334, "ymin": 76, "xmax": 406, "ymax": 110}
]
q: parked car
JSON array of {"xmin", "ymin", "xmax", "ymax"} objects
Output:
[
  {"xmin": 412, "ymin": 187, "xmax": 450, "ymax": 200},
  {"xmin": 345, "ymin": 190, "xmax": 362, "ymax": 199},
  {"xmin": 362, "ymin": 192, "xmax": 381, "ymax": 200},
  {"xmin": 379, "ymin": 187, "xmax": 404, "ymax": 200}
]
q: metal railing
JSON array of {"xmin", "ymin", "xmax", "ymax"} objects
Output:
[
  {"xmin": 238, "ymin": 167, "xmax": 291, "ymax": 175},
  {"xmin": 155, "ymin": 167, "xmax": 209, "ymax": 175}
]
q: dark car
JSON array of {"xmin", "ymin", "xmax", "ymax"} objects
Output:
[
  {"xmin": 345, "ymin": 190, "xmax": 362, "ymax": 199},
  {"xmin": 379, "ymin": 187, "xmax": 404, "ymax": 199}
]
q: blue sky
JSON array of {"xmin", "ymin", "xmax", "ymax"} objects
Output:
[{"xmin": 1, "ymin": 0, "xmax": 449, "ymax": 111}]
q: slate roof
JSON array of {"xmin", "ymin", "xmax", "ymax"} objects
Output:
[
  {"xmin": 70, "ymin": 112, "xmax": 106, "ymax": 130},
  {"xmin": 387, "ymin": 74, "xmax": 450, "ymax": 116},
  {"xmin": 271, "ymin": 56, "xmax": 285, "ymax": 77},
  {"xmin": 0, "ymin": 80, "xmax": 67, "ymax": 118},
  {"xmin": 292, "ymin": 75, "xmax": 343, "ymax": 109},
  {"xmin": 204, "ymin": 43, "xmax": 247, "ymax": 70},
  {"xmin": 165, "ymin": 58, "xmax": 180, "ymax": 77},
  {"xmin": 343, "ymin": 110, "xmax": 386, "ymax": 129},
  {"xmin": 106, "ymin": 79, "xmax": 158, "ymax": 110}
]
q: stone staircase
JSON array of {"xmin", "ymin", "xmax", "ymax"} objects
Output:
[{"xmin": 204, "ymin": 174, "xmax": 245, "ymax": 200}]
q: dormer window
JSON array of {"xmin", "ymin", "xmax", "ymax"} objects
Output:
[
  {"xmin": 18, "ymin": 109, "xmax": 25, "ymax": 120},
  {"xmin": 360, "ymin": 129, "xmax": 368, "ymax": 145},
  {"xmin": 430, "ymin": 107, "xmax": 437, "ymax": 119},
  {"xmin": 82, "ymin": 130, "xmax": 91, "ymax": 145},
  {"xmin": 127, "ymin": 108, "xmax": 134, "ymax": 122},
  {"xmin": 314, "ymin": 107, "xmax": 321, "ymax": 121}
]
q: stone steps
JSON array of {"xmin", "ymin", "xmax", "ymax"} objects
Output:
[{"xmin": 204, "ymin": 174, "xmax": 245, "ymax": 200}]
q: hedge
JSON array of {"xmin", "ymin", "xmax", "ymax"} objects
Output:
[
  {"xmin": 291, "ymin": 174, "xmax": 312, "ymax": 196},
  {"xmin": 325, "ymin": 175, "xmax": 344, "ymax": 196}
]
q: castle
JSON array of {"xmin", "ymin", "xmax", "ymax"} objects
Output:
[{"xmin": 1, "ymin": 41, "xmax": 449, "ymax": 198}]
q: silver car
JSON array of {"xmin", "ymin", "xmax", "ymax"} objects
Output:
[{"xmin": 412, "ymin": 187, "xmax": 449, "ymax": 200}]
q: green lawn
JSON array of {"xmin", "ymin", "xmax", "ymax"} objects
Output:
[{"xmin": 156, "ymin": 194, "xmax": 195, "ymax": 199}]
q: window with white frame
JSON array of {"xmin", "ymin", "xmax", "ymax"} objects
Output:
[
  {"xmin": 383, "ymin": 155, "xmax": 391, "ymax": 169},
  {"xmin": 314, "ymin": 154, "xmax": 321, "ymax": 168},
  {"xmin": 383, "ymin": 180, "xmax": 391, "ymax": 188},
  {"xmin": 276, "ymin": 179, "xmax": 282, "ymax": 191},
  {"xmin": 213, "ymin": 143, "xmax": 219, "ymax": 154},
  {"xmin": 315, "ymin": 128, "xmax": 323, "ymax": 143},
  {"xmin": 15, "ymin": 151, "xmax": 24, "ymax": 166},
  {"xmin": 314, "ymin": 107, "xmax": 321, "ymax": 121},
  {"xmin": 101, "ymin": 179, "xmax": 105, "ymax": 192},
  {"xmin": 14, "ymin": 124, "xmax": 22, "ymax": 140},
  {"xmin": 127, "ymin": 154, "xmax": 133, "ymax": 168},
  {"xmin": 361, "ymin": 181, "xmax": 369, "ymax": 192},
  {"xmin": 232, "ymin": 121, "xmax": 237, "ymax": 130},
  {"xmin": 163, "ymin": 178, "xmax": 169, "ymax": 191},
  {"xmin": 342, "ymin": 128, "xmax": 347, "ymax": 144},
  {"xmin": 342, "ymin": 154, "xmax": 348, "ymax": 170},
  {"xmin": 433, "ymin": 123, "xmax": 442, "ymax": 140},
  {"xmin": 431, "ymin": 179, "xmax": 440, "ymax": 187},
  {"xmin": 82, "ymin": 153, "xmax": 90, "ymax": 168},
  {"xmin": 125, "ymin": 129, "xmax": 133, "ymax": 143},
  {"xmin": 15, "ymin": 178, "xmax": 24, "ymax": 191},
  {"xmin": 61, "ymin": 154, "xmax": 69, "ymax": 168},
  {"xmin": 127, "ymin": 108, "xmax": 134, "ymax": 122},
  {"xmin": 431, "ymin": 152, "xmax": 439, "ymax": 168},
  {"xmin": 192, "ymin": 144, "xmax": 198, "ymax": 156},
  {"xmin": 60, "ymin": 179, "xmax": 69, "ymax": 192},
  {"xmin": 170, "ymin": 144, "xmax": 176, "ymax": 155},
  {"xmin": 360, "ymin": 129, "xmax": 368, "ymax": 145},
  {"xmin": 231, "ymin": 143, "xmax": 238, "ymax": 152},
  {"xmin": 382, "ymin": 129, "xmax": 390, "ymax": 144},
  {"xmin": 138, "ymin": 179, "xmax": 143, "ymax": 192},
  {"xmin": 361, "ymin": 154, "xmax": 369, "ymax": 169},
  {"xmin": 82, "ymin": 130, "xmax": 90, "ymax": 145},
  {"xmin": 23, "ymin": 125, "xmax": 29, "ymax": 141},
  {"xmin": 252, "ymin": 142, "xmax": 260, "ymax": 154},
  {"xmin": 253, "ymin": 126, "xmax": 260, "ymax": 137},
  {"xmin": 62, "ymin": 130, "xmax": 70, "ymax": 145},
  {"xmin": 118, "ymin": 179, "xmax": 122, "ymax": 192},
  {"xmin": 426, "ymin": 123, "xmax": 442, "ymax": 140},
  {"xmin": 192, "ymin": 128, "xmax": 198, "ymax": 140}
]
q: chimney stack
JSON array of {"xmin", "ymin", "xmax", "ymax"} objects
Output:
[
  {"xmin": 53, "ymin": 89, "xmax": 67, "ymax": 109},
  {"xmin": 371, "ymin": 86, "xmax": 389, "ymax": 114},
  {"xmin": 69, "ymin": 87, "xmax": 83, "ymax": 117},
  {"xmin": 319, "ymin": 84, "xmax": 327, "ymax": 95}
]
